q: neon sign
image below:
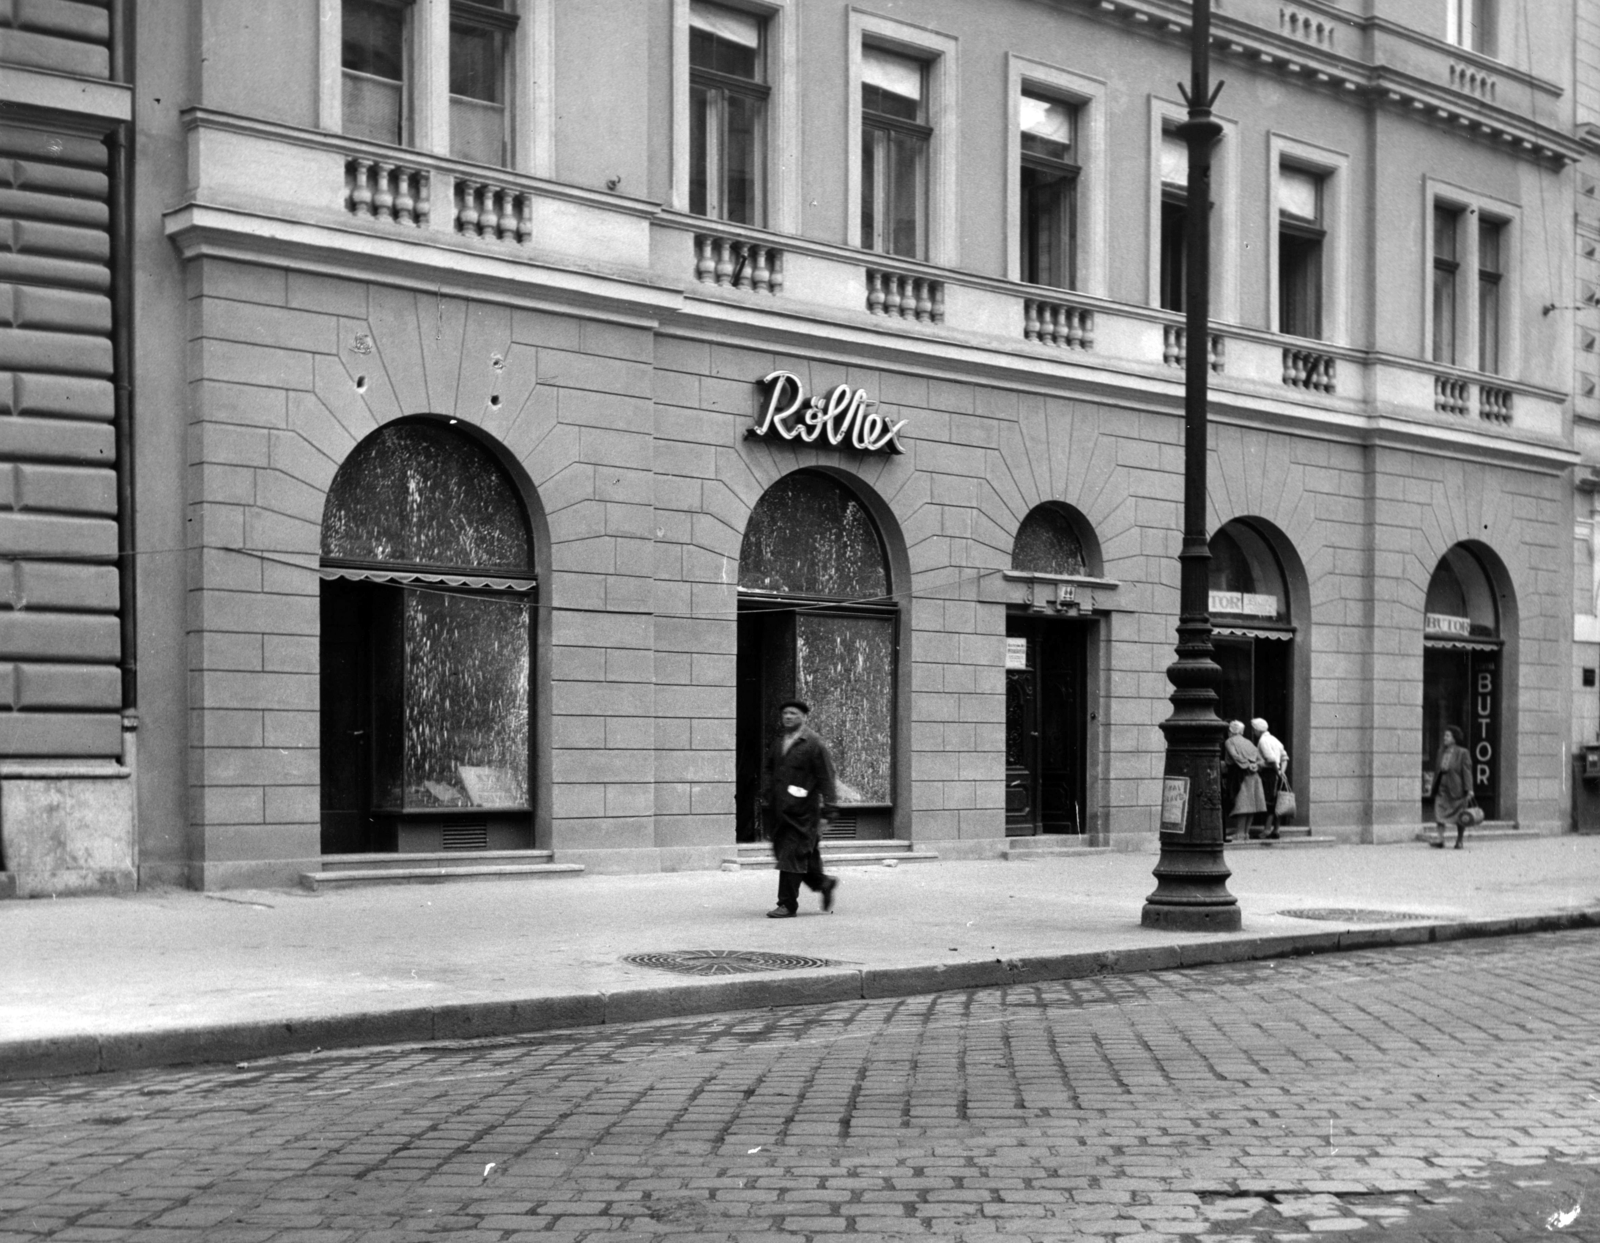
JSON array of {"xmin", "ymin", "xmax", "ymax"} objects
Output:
[{"xmin": 748, "ymin": 370, "xmax": 907, "ymax": 455}]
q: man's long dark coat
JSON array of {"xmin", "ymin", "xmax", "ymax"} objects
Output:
[{"xmin": 761, "ymin": 725, "xmax": 839, "ymax": 873}]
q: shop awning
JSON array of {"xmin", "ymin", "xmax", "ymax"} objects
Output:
[
  {"xmin": 319, "ymin": 565, "xmax": 538, "ymax": 593},
  {"xmin": 1214, "ymin": 626, "xmax": 1293, "ymax": 641},
  {"xmin": 1424, "ymin": 636, "xmax": 1500, "ymax": 651}
]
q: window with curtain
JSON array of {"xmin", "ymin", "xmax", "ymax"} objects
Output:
[
  {"xmin": 1019, "ymin": 92, "xmax": 1078, "ymax": 289},
  {"xmin": 1158, "ymin": 129, "xmax": 1188, "ymax": 312},
  {"xmin": 1278, "ymin": 165, "xmax": 1324, "ymax": 340},
  {"xmin": 342, "ymin": 0, "xmax": 410, "ymax": 145},
  {"xmin": 860, "ymin": 45, "xmax": 929, "ymax": 260},
  {"xmin": 1478, "ymin": 218, "xmax": 1503, "ymax": 375},
  {"xmin": 449, "ymin": 0, "xmax": 516, "ymax": 166},
  {"xmin": 1432, "ymin": 205, "xmax": 1461, "ymax": 365},
  {"xmin": 689, "ymin": 1, "xmax": 768, "ymax": 225}
]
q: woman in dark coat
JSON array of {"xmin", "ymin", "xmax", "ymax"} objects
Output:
[
  {"xmin": 1431, "ymin": 725, "xmax": 1474, "ymax": 849},
  {"xmin": 761, "ymin": 699, "xmax": 840, "ymax": 917}
]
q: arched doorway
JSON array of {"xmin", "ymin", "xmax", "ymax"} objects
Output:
[
  {"xmin": 1005, "ymin": 503, "xmax": 1096, "ymax": 836},
  {"xmin": 735, "ymin": 472, "xmax": 897, "ymax": 843},
  {"xmin": 1208, "ymin": 519, "xmax": 1301, "ymax": 800},
  {"xmin": 319, "ymin": 420, "xmax": 537, "ymax": 854},
  {"xmin": 1422, "ymin": 544, "xmax": 1506, "ymax": 821}
]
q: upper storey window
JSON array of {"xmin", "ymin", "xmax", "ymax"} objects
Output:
[
  {"xmin": 860, "ymin": 46, "xmax": 929, "ymax": 260},
  {"xmin": 1019, "ymin": 91, "xmax": 1078, "ymax": 289},
  {"xmin": 689, "ymin": 1, "xmax": 768, "ymax": 225},
  {"xmin": 343, "ymin": 0, "xmax": 409, "ymax": 146},
  {"xmin": 1278, "ymin": 165, "xmax": 1325, "ymax": 340},
  {"xmin": 450, "ymin": 1, "xmax": 516, "ymax": 166},
  {"xmin": 1447, "ymin": 0, "xmax": 1497, "ymax": 57},
  {"xmin": 338, "ymin": 0, "xmax": 521, "ymax": 169},
  {"xmin": 1158, "ymin": 129, "xmax": 1188, "ymax": 312}
]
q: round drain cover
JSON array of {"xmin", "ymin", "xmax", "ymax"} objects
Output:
[
  {"xmin": 1278, "ymin": 908, "xmax": 1435, "ymax": 923},
  {"xmin": 623, "ymin": 949, "xmax": 838, "ymax": 976}
]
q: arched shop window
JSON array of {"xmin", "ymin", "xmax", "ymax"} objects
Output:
[
  {"xmin": 1422, "ymin": 545, "xmax": 1504, "ymax": 820},
  {"xmin": 1208, "ymin": 520, "xmax": 1295, "ymax": 770},
  {"xmin": 1012, "ymin": 504, "xmax": 1087, "ymax": 576},
  {"xmin": 735, "ymin": 472, "xmax": 896, "ymax": 841},
  {"xmin": 319, "ymin": 420, "xmax": 536, "ymax": 855}
]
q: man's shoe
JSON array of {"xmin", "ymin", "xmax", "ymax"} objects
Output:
[
  {"xmin": 821, "ymin": 877, "xmax": 839, "ymax": 913},
  {"xmin": 766, "ymin": 906, "xmax": 796, "ymax": 918}
]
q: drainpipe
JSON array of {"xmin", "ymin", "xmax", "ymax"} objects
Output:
[{"xmin": 109, "ymin": 0, "xmax": 136, "ymax": 717}]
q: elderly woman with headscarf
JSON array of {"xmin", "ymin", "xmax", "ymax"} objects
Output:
[
  {"xmin": 1251, "ymin": 717, "xmax": 1287, "ymax": 840},
  {"xmin": 1430, "ymin": 725, "xmax": 1474, "ymax": 849},
  {"xmin": 1222, "ymin": 719, "xmax": 1267, "ymax": 841}
]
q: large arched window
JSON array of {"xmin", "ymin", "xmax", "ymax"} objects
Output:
[
  {"xmin": 735, "ymin": 472, "xmax": 896, "ymax": 841},
  {"xmin": 319, "ymin": 421, "xmax": 536, "ymax": 854},
  {"xmin": 1423, "ymin": 544, "xmax": 1503, "ymax": 819},
  {"xmin": 1011, "ymin": 503, "xmax": 1087, "ymax": 576},
  {"xmin": 1209, "ymin": 519, "xmax": 1298, "ymax": 806}
]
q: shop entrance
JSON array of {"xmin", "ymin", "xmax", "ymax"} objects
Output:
[
  {"xmin": 1004, "ymin": 616, "xmax": 1089, "ymax": 835},
  {"xmin": 1212, "ymin": 633, "xmax": 1292, "ymax": 753},
  {"xmin": 734, "ymin": 471, "xmax": 898, "ymax": 844}
]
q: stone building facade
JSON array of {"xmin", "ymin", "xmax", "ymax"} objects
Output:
[{"xmin": 2, "ymin": 0, "xmax": 1588, "ymax": 891}]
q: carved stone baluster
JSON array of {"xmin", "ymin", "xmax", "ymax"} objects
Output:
[
  {"xmin": 373, "ymin": 162, "xmax": 395, "ymax": 221},
  {"xmin": 882, "ymin": 274, "xmax": 901, "ymax": 317},
  {"xmin": 751, "ymin": 246, "xmax": 771, "ymax": 293},
  {"xmin": 714, "ymin": 238, "xmax": 733, "ymax": 286},
  {"xmin": 733, "ymin": 243, "xmax": 753, "ymax": 290},
  {"xmin": 769, "ymin": 251, "xmax": 784, "ymax": 296},
  {"xmin": 1024, "ymin": 300, "xmax": 1040, "ymax": 342},
  {"xmin": 514, "ymin": 193, "xmax": 531, "ymax": 243},
  {"xmin": 694, "ymin": 235, "xmax": 712, "ymax": 283},
  {"xmin": 414, "ymin": 172, "xmax": 431, "ymax": 230},
  {"xmin": 477, "ymin": 187, "xmax": 499, "ymax": 239},
  {"xmin": 498, "ymin": 190, "xmax": 517, "ymax": 241},
  {"xmin": 866, "ymin": 270, "xmax": 883, "ymax": 314},
  {"xmin": 350, "ymin": 159, "xmax": 374, "ymax": 216},
  {"xmin": 1069, "ymin": 308, "xmax": 1086, "ymax": 349},
  {"xmin": 457, "ymin": 180, "xmax": 479, "ymax": 234},
  {"xmin": 394, "ymin": 169, "xmax": 415, "ymax": 225},
  {"xmin": 931, "ymin": 282, "xmax": 945, "ymax": 324}
]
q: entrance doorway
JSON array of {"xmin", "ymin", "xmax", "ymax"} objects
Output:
[
  {"xmin": 1004, "ymin": 616, "xmax": 1089, "ymax": 835},
  {"xmin": 734, "ymin": 472, "xmax": 898, "ymax": 844}
]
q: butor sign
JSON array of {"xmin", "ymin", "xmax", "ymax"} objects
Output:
[{"xmin": 748, "ymin": 370, "xmax": 907, "ymax": 454}]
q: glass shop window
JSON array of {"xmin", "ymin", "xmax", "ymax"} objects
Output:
[
  {"xmin": 739, "ymin": 473, "xmax": 894, "ymax": 808},
  {"xmin": 689, "ymin": 0, "xmax": 768, "ymax": 225},
  {"xmin": 861, "ymin": 45, "xmax": 929, "ymax": 260},
  {"xmin": 1012, "ymin": 504, "xmax": 1087, "ymax": 576},
  {"xmin": 320, "ymin": 422, "xmax": 535, "ymax": 849},
  {"xmin": 343, "ymin": 0, "xmax": 410, "ymax": 145}
]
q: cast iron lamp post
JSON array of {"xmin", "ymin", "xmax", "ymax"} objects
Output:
[{"xmin": 1141, "ymin": 0, "xmax": 1241, "ymax": 931}]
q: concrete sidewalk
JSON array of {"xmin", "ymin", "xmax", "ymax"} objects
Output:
[{"xmin": 4, "ymin": 835, "xmax": 1599, "ymax": 1082}]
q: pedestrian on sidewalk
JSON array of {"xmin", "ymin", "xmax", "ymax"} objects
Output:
[
  {"xmin": 761, "ymin": 699, "xmax": 841, "ymax": 917},
  {"xmin": 1430, "ymin": 725, "xmax": 1474, "ymax": 849},
  {"xmin": 1251, "ymin": 717, "xmax": 1287, "ymax": 840},
  {"xmin": 1223, "ymin": 719, "xmax": 1267, "ymax": 842}
]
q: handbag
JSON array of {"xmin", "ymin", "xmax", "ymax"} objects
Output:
[
  {"xmin": 1274, "ymin": 788, "xmax": 1296, "ymax": 821},
  {"xmin": 1457, "ymin": 795, "xmax": 1485, "ymax": 829}
]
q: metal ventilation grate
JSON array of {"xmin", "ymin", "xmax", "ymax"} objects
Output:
[
  {"xmin": 442, "ymin": 821, "xmax": 489, "ymax": 851},
  {"xmin": 624, "ymin": 950, "xmax": 839, "ymax": 976},
  {"xmin": 1278, "ymin": 908, "xmax": 1435, "ymax": 923},
  {"xmin": 822, "ymin": 812, "xmax": 858, "ymax": 840}
]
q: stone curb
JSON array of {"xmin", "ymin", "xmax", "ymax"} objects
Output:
[{"xmin": 4, "ymin": 907, "xmax": 1597, "ymax": 1083}]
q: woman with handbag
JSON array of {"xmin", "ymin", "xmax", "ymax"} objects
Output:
[{"xmin": 1430, "ymin": 725, "xmax": 1475, "ymax": 850}]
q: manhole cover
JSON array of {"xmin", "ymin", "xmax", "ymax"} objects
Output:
[
  {"xmin": 623, "ymin": 950, "xmax": 838, "ymax": 976},
  {"xmin": 1278, "ymin": 907, "xmax": 1435, "ymax": 923}
]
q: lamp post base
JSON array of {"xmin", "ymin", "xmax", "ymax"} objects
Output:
[{"xmin": 1140, "ymin": 901, "xmax": 1242, "ymax": 932}]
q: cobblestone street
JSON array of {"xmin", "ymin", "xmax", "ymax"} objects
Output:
[{"xmin": 2, "ymin": 930, "xmax": 1598, "ymax": 1242}]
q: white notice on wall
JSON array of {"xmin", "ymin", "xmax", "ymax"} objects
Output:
[{"xmin": 1005, "ymin": 637, "xmax": 1028, "ymax": 670}]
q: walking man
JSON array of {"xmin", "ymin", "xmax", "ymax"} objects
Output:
[{"xmin": 761, "ymin": 699, "xmax": 840, "ymax": 918}]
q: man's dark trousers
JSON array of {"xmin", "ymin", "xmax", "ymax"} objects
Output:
[{"xmin": 776, "ymin": 852, "xmax": 827, "ymax": 912}]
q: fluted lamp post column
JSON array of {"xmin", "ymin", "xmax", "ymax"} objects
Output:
[{"xmin": 1141, "ymin": 0, "xmax": 1240, "ymax": 931}]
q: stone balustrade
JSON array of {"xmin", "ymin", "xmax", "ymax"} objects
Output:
[
  {"xmin": 1479, "ymin": 384, "xmax": 1513, "ymax": 424},
  {"xmin": 866, "ymin": 269, "xmax": 945, "ymax": 323},
  {"xmin": 455, "ymin": 179, "xmax": 534, "ymax": 244},
  {"xmin": 1162, "ymin": 325, "xmax": 1224, "ymax": 372},
  {"xmin": 693, "ymin": 234, "xmax": 783, "ymax": 294},
  {"xmin": 1024, "ymin": 298, "xmax": 1095, "ymax": 350},
  {"xmin": 1434, "ymin": 375, "xmax": 1470, "ymax": 416},
  {"xmin": 346, "ymin": 157, "xmax": 430, "ymax": 227},
  {"xmin": 1283, "ymin": 347, "xmax": 1336, "ymax": 394}
]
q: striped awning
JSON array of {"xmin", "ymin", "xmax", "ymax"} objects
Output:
[
  {"xmin": 319, "ymin": 565, "xmax": 537, "ymax": 593},
  {"xmin": 1424, "ymin": 636, "xmax": 1499, "ymax": 651},
  {"xmin": 1214, "ymin": 626, "xmax": 1293, "ymax": 641}
]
